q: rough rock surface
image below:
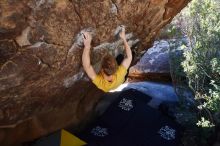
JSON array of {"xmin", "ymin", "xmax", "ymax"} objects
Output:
[
  {"xmin": 128, "ymin": 40, "xmax": 172, "ymax": 82},
  {"xmin": 0, "ymin": 0, "xmax": 189, "ymax": 145}
]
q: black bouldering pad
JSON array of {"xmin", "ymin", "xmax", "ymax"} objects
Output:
[{"xmin": 77, "ymin": 89, "xmax": 182, "ymax": 146}]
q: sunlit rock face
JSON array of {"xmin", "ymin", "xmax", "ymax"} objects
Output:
[
  {"xmin": 129, "ymin": 40, "xmax": 171, "ymax": 82},
  {"xmin": 0, "ymin": 0, "xmax": 189, "ymax": 145}
]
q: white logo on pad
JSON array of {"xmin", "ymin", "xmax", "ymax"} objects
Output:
[
  {"xmin": 91, "ymin": 126, "xmax": 109, "ymax": 137},
  {"xmin": 118, "ymin": 98, "xmax": 134, "ymax": 111},
  {"xmin": 158, "ymin": 125, "xmax": 176, "ymax": 140}
]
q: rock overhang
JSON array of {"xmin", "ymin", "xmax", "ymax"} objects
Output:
[{"xmin": 0, "ymin": 0, "xmax": 190, "ymax": 145}]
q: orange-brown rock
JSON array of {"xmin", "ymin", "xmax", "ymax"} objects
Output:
[{"xmin": 0, "ymin": 0, "xmax": 190, "ymax": 145}]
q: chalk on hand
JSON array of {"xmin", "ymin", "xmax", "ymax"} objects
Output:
[
  {"xmin": 74, "ymin": 27, "xmax": 95, "ymax": 48},
  {"xmin": 81, "ymin": 33, "xmax": 86, "ymax": 39},
  {"xmin": 114, "ymin": 25, "xmax": 125, "ymax": 40}
]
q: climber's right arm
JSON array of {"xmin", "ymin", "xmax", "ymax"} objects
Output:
[
  {"xmin": 82, "ymin": 32, "xmax": 97, "ymax": 80},
  {"xmin": 120, "ymin": 28, "xmax": 132, "ymax": 69}
]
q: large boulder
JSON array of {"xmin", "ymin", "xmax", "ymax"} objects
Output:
[
  {"xmin": 128, "ymin": 40, "xmax": 172, "ymax": 82},
  {"xmin": 0, "ymin": 0, "xmax": 189, "ymax": 145}
]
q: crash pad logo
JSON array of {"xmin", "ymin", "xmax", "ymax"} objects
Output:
[
  {"xmin": 158, "ymin": 126, "xmax": 176, "ymax": 140},
  {"xmin": 91, "ymin": 126, "xmax": 109, "ymax": 137},
  {"xmin": 118, "ymin": 98, "xmax": 134, "ymax": 111}
]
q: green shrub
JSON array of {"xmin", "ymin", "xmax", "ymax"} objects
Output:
[
  {"xmin": 181, "ymin": 0, "xmax": 220, "ymax": 119},
  {"xmin": 168, "ymin": 0, "xmax": 220, "ymax": 145}
]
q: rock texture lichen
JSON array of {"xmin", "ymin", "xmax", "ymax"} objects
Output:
[
  {"xmin": 128, "ymin": 40, "xmax": 171, "ymax": 82},
  {"xmin": 0, "ymin": 0, "xmax": 189, "ymax": 145}
]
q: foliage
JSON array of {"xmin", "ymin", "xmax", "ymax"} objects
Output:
[
  {"xmin": 197, "ymin": 117, "xmax": 215, "ymax": 128},
  {"xmin": 181, "ymin": 0, "xmax": 220, "ymax": 120},
  {"xmin": 167, "ymin": 0, "xmax": 220, "ymax": 145}
]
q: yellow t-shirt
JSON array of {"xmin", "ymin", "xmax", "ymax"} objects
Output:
[{"xmin": 92, "ymin": 65, "xmax": 127, "ymax": 92}]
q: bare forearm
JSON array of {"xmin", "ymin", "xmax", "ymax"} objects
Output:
[
  {"xmin": 122, "ymin": 39, "xmax": 132, "ymax": 59},
  {"xmin": 82, "ymin": 46, "xmax": 91, "ymax": 68},
  {"xmin": 82, "ymin": 45, "xmax": 97, "ymax": 80},
  {"xmin": 121, "ymin": 38, "xmax": 132, "ymax": 69}
]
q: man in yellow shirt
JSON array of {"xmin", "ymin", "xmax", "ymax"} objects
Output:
[{"xmin": 82, "ymin": 27, "xmax": 132, "ymax": 92}]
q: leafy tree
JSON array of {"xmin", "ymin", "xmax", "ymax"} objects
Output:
[
  {"xmin": 168, "ymin": 0, "xmax": 220, "ymax": 145},
  {"xmin": 181, "ymin": 0, "xmax": 220, "ymax": 120}
]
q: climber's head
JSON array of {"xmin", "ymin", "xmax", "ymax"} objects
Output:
[{"xmin": 101, "ymin": 54, "xmax": 118, "ymax": 78}]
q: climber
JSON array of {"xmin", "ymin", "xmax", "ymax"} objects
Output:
[{"xmin": 82, "ymin": 27, "xmax": 132, "ymax": 92}]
